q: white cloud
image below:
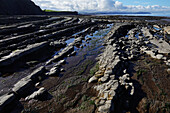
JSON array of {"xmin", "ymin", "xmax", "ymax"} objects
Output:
[{"xmin": 32, "ymin": 0, "xmax": 170, "ymax": 12}]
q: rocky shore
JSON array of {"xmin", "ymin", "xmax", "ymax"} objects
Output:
[{"xmin": 0, "ymin": 15, "xmax": 169, "ymax": 113}]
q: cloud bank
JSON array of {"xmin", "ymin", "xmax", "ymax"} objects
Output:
[{"xmin": 32, "ymin": 0, "xmax": 170, "ymax": 12}]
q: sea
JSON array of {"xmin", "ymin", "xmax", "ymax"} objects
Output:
[{"xmin": 98, "ymin": 13, "xmax": 170, "ymax": 17}]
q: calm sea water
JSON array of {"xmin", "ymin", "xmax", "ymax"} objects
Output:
[{"xmin": 99, "ymin": 13, "xmax": 170, "ymax": 17}]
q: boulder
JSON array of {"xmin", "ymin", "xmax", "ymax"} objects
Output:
[
  {"xmin": 100, "ymin": 76, "xmax": 109, "ymax": 83},
  {"xmin": 156, "ymin": 54, "xmax": 163, "ymax": 60},
  {"xmin": 99, "ymin": 99, "xmax": 106, "ymax": 105},
  {"xmin": 166, "ymin": 62, "xmax": 170, "ymax": 66},
  {"xmin": 168, "ymin": 59, "xmax": 170, "ymax": 63},
  {"xmin": 153, "ymin": 25, "xmax": 160, "ymax": 29},
  {"xmin": 74, "ymin": 37, "xmax": 83, "ymax": 43},
  {"xmin": 108, "ymin": 90, "xmax": 116, "ymax": 97},
  {"xmin": 48, "ymin": 67, "xmax": 60, "ymax": 76},
  {"xmin": 110, "ymin": 75, "xmax": 116, "ymax": 80},
  {"xmin": 25, "ymin": 87, "xmax": 46, "ymax": 101},
  {"xmin": 104, "ymin": 70, "xmax": 113, "ymax": 75},
  {"xmin": 130, "ymin": 85, "xmax": 135, "ymax": 95},
  {"xmin": 110, "ymin": 80, "xmax": 119, "ymax": 91},
  {"xmin": 98, "ymin": 104, "xmax": 112, "ymax": 112},
  {"xmin": 167, "ymin": 68, "xmax": 170, "ymax": 74},
  {"xmin": 119, "ymin": 74, "xmax": 130, "ymax": 85},
  {"xmin": 144, "ymin": 50, "xmax": 157, "ymax": 59},
  {"xmin": 50, "ymin": 41, "xmax": 66, "ymax": 48}
]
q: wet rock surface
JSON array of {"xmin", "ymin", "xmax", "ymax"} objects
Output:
[{"xmin": 0, "ymin": 15, "xmax": 169, "ymax": 113}]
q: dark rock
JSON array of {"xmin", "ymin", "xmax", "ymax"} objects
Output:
[
  {"xmin": 54, "ymin": 60, "xmax": 66, "ymax": 67},
  {"xmin": 26, "ymin": 61, "xmax": 39, "ymax": 66},
  {"xmin": 25, "ymin": 87, "xmax": 46, "ymax": 101},
  {"xmin": 0, "ymin": 42, "xmax": 48, "ymax": 67},
  {"xmin": 50, "ymin": 41, "xmax": 66, "ymax": 48},
  {"xmin": 58, "ymin": 46, "xmax": 74, "ymax": 58},
  {"xmin": 47, "ymin": 67, "xmax": 60, "ymax": 76},
  {"xmin": 0, "ymin": 93, "xmax": 16, "ymax": 113},
  {"xmin": 74, "ymin": 37, "xmax": 83, "ymax": 46},
  {"xmin": 70, "ymin": 51, "xmax": 77, "ymax": 56},
  {"xmin": 27, "ymin": 66, "xmax": 46, "ymax": 83},
  {"xmin": 12, "ymin": 77, "xmax": 34, "ymax": 97},
  {"xmin": 0, "ymin": 0, "xmax": 43, "ymax": 15},
  {"xmin": 46, "ymin": 45, "xmax": 74, "ymax": 65},
  {"xmin": 45, "ymin": 17, "xmax": 72, "ymax": 29}
]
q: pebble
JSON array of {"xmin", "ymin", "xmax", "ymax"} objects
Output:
[
  {"xmin": 88, "ymin": 76, "xmax": 98, "ymax": 83},
  {"xmin": 35, "ymin": 82, "xmax": 40, "ymax": 87},
  {"xmin": 167, "ymin": 68, "xmax": 170, "ymax": 74},
  {"xmin": 100, "ymin": 76, "xmax": 109, "ymax": 82}
]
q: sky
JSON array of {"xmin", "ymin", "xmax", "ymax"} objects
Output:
[{"xmin": 32, "ymin": 0, "xmax": 170, "ymax": 13}]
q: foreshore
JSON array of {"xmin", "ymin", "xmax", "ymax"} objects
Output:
[{"xmin": 0, "ymin": 15, "xmax": 169, "ymax": 113}]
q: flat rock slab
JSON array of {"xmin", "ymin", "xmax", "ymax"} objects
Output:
[
  {"xmin": 27, "ymin": 66, "xmax": 46, "ymax": 83},
  {"xmin": 0, "ymin": 41, "xmax": 48, "ymax": 67},
  {"xmin": 12, "ymin": 77, "xmax": 34, "ymax": 97},
  {"xmin": 150, "ymin": 39, "xmax": 170, "ymax": 53}
]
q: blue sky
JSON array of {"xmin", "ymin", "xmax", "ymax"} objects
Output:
[
  {"xmin": 118, "ymin": 0, "xmax": 169, "ymax": 7},
  {"xmin": 32, "ymin": 0, "xmax": 170, "ymax": 12}
]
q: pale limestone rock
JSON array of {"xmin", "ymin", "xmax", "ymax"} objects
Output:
[{"xmin": 88, "ymin": 76, "xmax": 98, "ymax": 83}]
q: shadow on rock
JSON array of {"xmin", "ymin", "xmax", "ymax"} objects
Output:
[
  {"xmin": 37, "ymin": 91, "xmax": 53, "ymax": 101},
  {"xmin": 113, "ymin": 62, "xmax": 147, "ymax": 113}
]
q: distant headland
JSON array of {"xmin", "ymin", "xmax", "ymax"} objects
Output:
[{"xmin": 0, "ymin": 0, "xmax": 78, "ymax": 15}]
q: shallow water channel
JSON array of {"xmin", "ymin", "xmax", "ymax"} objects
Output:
[
  {"xmin": 0, "ymin": 24, "xmax": 113, "ymax": 96},
  {"xmin": 40, "ymin": 24, "xmax": 113, "ymax": 91},
  {"xmin": 63, "ymin": 24, "xmax": 112, "ymax": 75}
]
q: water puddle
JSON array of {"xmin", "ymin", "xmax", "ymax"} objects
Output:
[
  {"xmin": 125, "ymin": 34, "xmax": 129, "ymax": 38},
  {"xmin": 153, "ymin": 27, "xmax": 162, "ymax": 31},
  {"xmin": 47, "ymin": 24, "xmax": 113, "ymax": 78},
  {"xmin": 135, "ymin": 33, "xmax": 139, "ymax": 39},
  {"xmin": 52, "ymin": 29, "xmax": 87, "ymax": 56},
  {"xmin": 65, "ymin": 38, "xmax": 75, "ymax": 45},
  {"xmin": 52, "ymin": 24, "xmax": 112, "ymax": 57},
  {"xmin": 61, "ymin": 24, "xmax": 113, "ymax": 76}
]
